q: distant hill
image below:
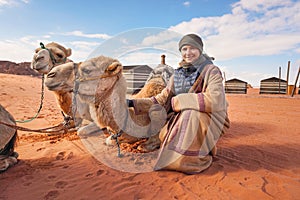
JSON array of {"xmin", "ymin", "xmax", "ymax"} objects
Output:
[{"xmin": 0, "ymin": 60, "xmax": 40, "ymax": 77}]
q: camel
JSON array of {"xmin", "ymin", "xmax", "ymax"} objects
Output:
[
  {"xmin": 45, "ymin": 62, "xmax": 92, "ymax": 128},
  {"xmin": 0, "ymin": 104, "xmax": 18, "ymax": 172},
  {"xmin": 45, "ymin": 56, "xmax": 169, "ymax": 152},
  {"xmin": 132, "ymin": 77, "xmax": 166, "ymax": 98},
  {"xmin": 133, "ymin": 55, "xmax": 174, "ymax": 98},
  {"xmin": 31, "ymin": 42, "xmax": 72, "ymax": 74},
  {"xmin": 31, "ymin": 42, "xmax": 89, "ymax": 128}
]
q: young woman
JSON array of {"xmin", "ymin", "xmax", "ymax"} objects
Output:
[{"xmin": 128, "ymin": 33, "xmax": 230, "ymax": 174}]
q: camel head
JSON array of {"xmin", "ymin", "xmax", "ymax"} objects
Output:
[
  {"xmin": 45, "ymin": 62, "xmax": 76, "ymax": 93},
  {"xmin": 76, "ymin": 56, "xmax": 125, "ymax": 103},
  {"xmin": 31, "ymin": 42, "xmax": 72, "ymax": 74},
  {"xmin": 45, "ymin": 55, "xmax": 124, "ymax": 102}
]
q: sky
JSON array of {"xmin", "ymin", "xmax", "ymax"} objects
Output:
[{"xmin": 0, "ymin": 0, "xmax": 300, "ymax": 87}]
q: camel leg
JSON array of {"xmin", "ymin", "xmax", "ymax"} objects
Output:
[
  {"xmin": 77, "ymin": 122, "xmax": 102, "ymax": 136},
  {"xmin": 137, "ymin": 134, "xmax": 161, "ymax": 152},
  {"xmin": 0, "ymin": 153, "xmax": 18, "ymax": 172}
]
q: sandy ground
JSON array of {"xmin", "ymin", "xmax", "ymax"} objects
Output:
[{"xmin": 0, "ymin": 73, "xmax": 300, "ymax": 200}]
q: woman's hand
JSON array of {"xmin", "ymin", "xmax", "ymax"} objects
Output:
[{"xmin": 126, "ymin": 99, "xmax": 134, "ymax": 107}]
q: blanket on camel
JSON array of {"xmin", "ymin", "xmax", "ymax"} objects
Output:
[{"xmin": 0, "ymin": 104, "xmax": 18, "ymax": 172}]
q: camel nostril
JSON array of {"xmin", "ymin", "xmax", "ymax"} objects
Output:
[{"xmin": 47, "ymin": 72, "xmax": 56, "ymax": 78}]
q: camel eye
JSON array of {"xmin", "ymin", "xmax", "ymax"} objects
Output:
[
  {"xmin": 47, "ymin": 71, "xmax": 56, "ymax": 78},
  {"xmin": 81, "ymin": 68, "xmax": 91, "ymax": 74}
]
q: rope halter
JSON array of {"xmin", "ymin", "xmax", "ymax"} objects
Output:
[
  {"xmin": 72, "ymin": 62, "xmax": 124, "ymax": 157},
  {"xmin": 40, "ymin": 42, "xmax": 67, "ymax": 66}
]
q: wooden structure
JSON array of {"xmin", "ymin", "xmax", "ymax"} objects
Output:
[
  {"xmin": 225, "ymin": 78, "xmax": 248, "ymax": 94},
  {"xmin": 123, "ymin": 65, "xmax": 153, "ymax": 94},
  {"xmin": 291, "ymin": 66, "xmax": 300, "ymax": 97},
  {"xmin": 259, "ymin": 77, "xmax": 287, "ymax": 94}
]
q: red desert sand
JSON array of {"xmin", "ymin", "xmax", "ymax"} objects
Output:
[{"xmin": 0, "ymin": 73, "xmax": 300, "ymax": 200}]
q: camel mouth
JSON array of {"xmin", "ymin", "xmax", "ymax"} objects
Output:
[
  {"xmin": 46, "ymin": 82, "xmax": 61, "ymax": 91},
  {"xmin": 46, "ymin": 82, "xmax": 73, "ymax": 93},
  {"xmin": 35, "ymin": 64, "xmax": 47, "ymax": 70},
  {"xmin": 34, "ymin": 64, "xmax": 50, "ymax": 74}
]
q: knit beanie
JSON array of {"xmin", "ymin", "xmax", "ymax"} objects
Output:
[{"xmin": 178, "ymin": 34, "xmax": 203, "ymax": 52}]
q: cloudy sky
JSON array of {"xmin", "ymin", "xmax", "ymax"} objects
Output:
[{"xmin": 0, "ymin": 0, "xmax": 299, "ymax": 87}]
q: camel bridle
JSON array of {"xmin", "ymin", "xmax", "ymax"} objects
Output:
[
  {"xmin": 39, "ymin": 42, "xmax": 67, "ymax": 67},
  {"xmin": 72, "ymin": 62, "xmax": 122, "ymax": 107},
  {"xmin": 72, "ymin": 62, "xmax": 125, "ymax": 157}
]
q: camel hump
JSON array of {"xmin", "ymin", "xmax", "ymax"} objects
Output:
[
  {"xmin": 0, "ymin": 104, "xmax": 16, "ymax": 150},
  {"xmin": 146, "ymin": 64, "xmax": 174, "ymax": 86}
]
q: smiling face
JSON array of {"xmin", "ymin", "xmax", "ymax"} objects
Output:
[
  {"xmin": 180, "ymin": 45, "xmax": 201, "ymax": 64},
  {"xmin": 31, "ymin": 42, "xmax": 72, "ymax": 74}
]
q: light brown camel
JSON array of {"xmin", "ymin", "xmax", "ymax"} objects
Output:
[
  {"xmin": 0, "ymin": 104, "xmax": 18, "ymax": 172},
  {"xmin": 45, "ymin": 56, "xmax": 169, "ymax": 152},
  {"xmin": 132, "ymin": 77, "xmax": 166, "ymax": 99},
  {"xmin": 30, "ymin": 42, "xmax": 87, "ymax": 127},
  {"xmin": 131, "ymin": 54, "xmax": 174, "ymax": 98},
  {"xmin": 45, "ymin": 62, "xmax": 92, "ymax": 128}
]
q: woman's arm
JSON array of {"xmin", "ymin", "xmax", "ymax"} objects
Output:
[
  {"xmin": 132, "ymin": 76, "xmax": 175, "ymax": 115},
  {"xmin": 171, "ymin": 66, "xmax": 227, "ymax": 113}
]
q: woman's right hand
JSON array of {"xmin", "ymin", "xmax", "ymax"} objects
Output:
[{"xmin": 126, "ymin": 99, "xmax": 134, "ymax": 107}]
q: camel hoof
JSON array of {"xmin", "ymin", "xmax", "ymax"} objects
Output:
[
  {"xmin": 77, "ymin": 122, "xmax": 101, "ymax": 136},
  {"xmin": 105, "ymin": 136, "xmax": 117, "ymax": 146},
  {"xmin": 137, "ymin": 142, "xmax": 160, "ymax": 153},
  {"xmin": 0, "ymin": 155, "xmax": 18, "ymax": 172}
]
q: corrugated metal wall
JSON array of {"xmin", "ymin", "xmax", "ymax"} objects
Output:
[
  {"xmin": 225, "ymin": 79, "xmax": 247, "ymax": 94},
  {"xmin": 123, "ymin": 65, "xmax": 152, "ymax": 94},
  {"xmin": 259, "ymin": 77, "xmax": 287, "ymax": 94}
]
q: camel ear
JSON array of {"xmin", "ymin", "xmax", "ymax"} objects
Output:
[
  {"xmin": 107, "ymin": 61, "xmax": 122, "ymax": 72},
  {"xmin": 35, "ymin": 48, "xmax": 42, "ymax": 53},
  {"xmin": 66, "ymin": 48, "xmax": 72, "ymax": 57}
]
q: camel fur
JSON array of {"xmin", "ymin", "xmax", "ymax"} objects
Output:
[
  {"xmin": 132, "ymin": 61, "xmax": 174, "ymax": 98},
  {"xmin": 45, "ymin": 62, "xmax": 92, "ymax": 127},
  {"xmin": 132, "ymin": 77, "xmax": 166, "ymax": 99}
]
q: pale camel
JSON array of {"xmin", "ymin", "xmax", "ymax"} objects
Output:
[
  {"xmin": 45, "ymin": 56, "xmax": 168, "ymax": 152},
  {"xmin": 31, "ymin": 42, "xmax": 72, "ymax": 74},
  {"xmin": 0, "ymin": 104, "xmax": 18, "ymax": 172}
]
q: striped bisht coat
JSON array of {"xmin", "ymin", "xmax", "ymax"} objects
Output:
[{"xmin": 133, "ymin": 63, "xmax": 230, "ymax": 174}]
